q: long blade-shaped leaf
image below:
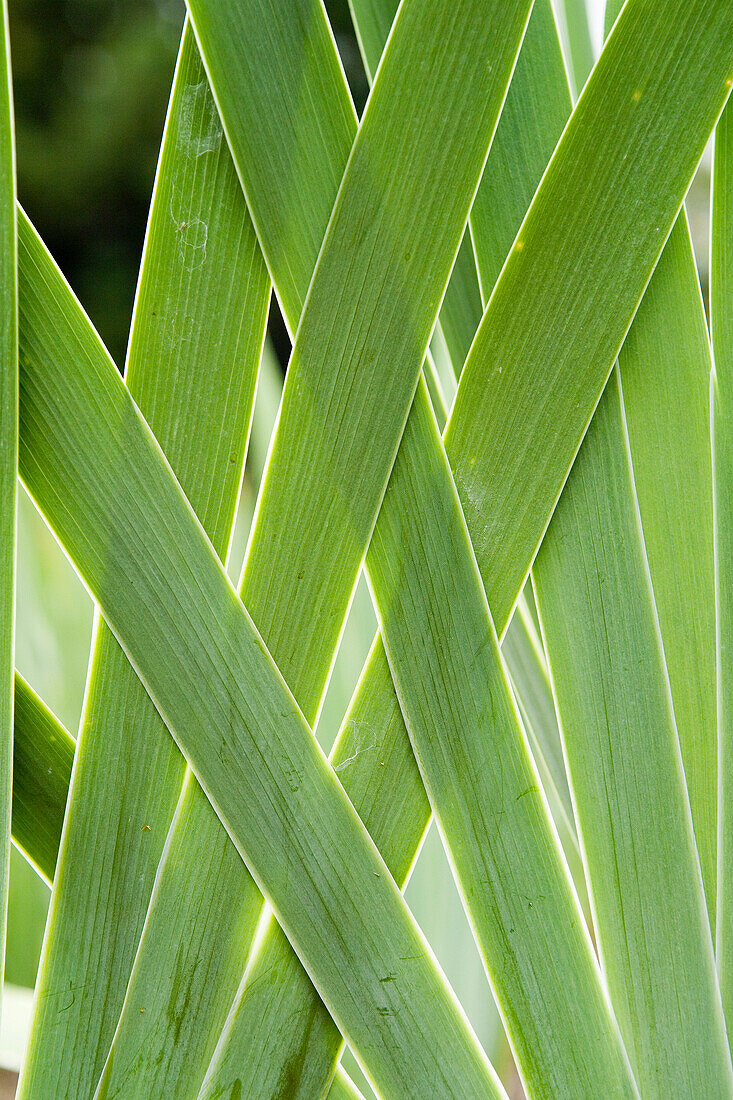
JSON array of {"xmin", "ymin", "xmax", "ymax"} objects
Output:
[
  {"xmin": 97, "ymin": 768, "xmax": 264, "ymax": 1099},
  {"xmin": 553, "ymin": 0, "xmax": 594, "ymax": 97},
  {"xmin": 479, "ymin": 0, "xmax": 719, "ymax": 933},
  {"xmin": 618, "ymin": 212, "xmax": 717, "ymax": 922},
  {"xmin": 360, "ymin": 4, "xmax": 567, "ymax": 838},
  {"xmin": 198, "ymin": 0, "xmax": 532, "ymax": 719},
  {"xmin": 200, "ymin": 632, "xmax": 434, "ymax": 1100},
  {"xmin": 469, "ymin": 0, "xmax": 570, "ymax": 306},
  {"xmin": 345, "ymin": 0, "xmax": 565, "ymax": 823},
  {"xmin": 204, "ymin": 387, "xmax": 636, "ymax": 1097},
  {"xmin": 345, "ymin": 0, "xmax": 483, "ymax": 380},
  {"xmin": 17, "ymin": 24, "xmax": 271, "ymax": 1099},
  {"xmin": 712, "ymin": 95, "xmax": 733, "ymax": 1035},
  {"xmin": 98, "ymin": 0, "xmax": 533, "ymax": 1092},
  {"xmin": 500, "ymin": 606, "xmax": 575, "ymax": 848},
  {"xmin": 0, "ymin": 0, "xmax": 15, "ymax": 1005},
  {"xmin": 476, "ymin": 0, "xmax": 723, "ymax": 1078},
  {"xmin": 195, "ymin": 1, "xmax": 590, "ymax": 1094},
  {"xmin": 473, "ymin": 0, "xmax": 726, "ymax": 1082},
  {"xmin": 18, "ymin": 211, "xmax": 503, "ymax": 1100},
  {"xmin": 200, "ymin": 0, "xmax": 733, "ymax": 1093},
  {"xmin": 465, "ymin": 0, "xmax": 577, "ymax": 834},
  {"xmin": 11, "ymin": 672, "xmax": 73, "ymax": 884},
  {"xmin": 365, "ymin": 378, "xmax": 636, "ymax": 1097},
  {"xmin": 209, "ymin": 11, "xmax": 627, "ymax": 1089},
  {"xmin": 533, "ymin": 370, "xmax": 730, "ymax": 1095},
  {"xmin": 445, "ymin": 0, "xmax": 733, "ymax": 635},
  {"xmin": 8, "ymin": 682, "xmax": 366, "ymax": 1100},
  {"xmin": 19, "ymin": 0, "xmax": 726, "ymax": 1091}
]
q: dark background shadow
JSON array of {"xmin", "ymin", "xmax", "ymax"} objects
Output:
[{"xmin": 8, "ymin": 0, "xmax": 368, "ymax": 368}]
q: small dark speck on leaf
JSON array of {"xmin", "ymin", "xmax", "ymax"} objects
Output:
[{"xmin": 515, "ymin": 785, "xmax": 538, "ymax": 802}]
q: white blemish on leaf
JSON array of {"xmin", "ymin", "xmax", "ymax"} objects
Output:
[{"xmin": 177, "ymin": 80, "xmax": 222, "ymax": 157}]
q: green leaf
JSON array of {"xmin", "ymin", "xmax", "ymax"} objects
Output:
[
  {"xmin": 434, "ymin": 232, "xmax": 484, "ymax": 375},
  {"xmin": 473, "ymin": 3, "xmax": 721, "ymax": 1065},
  {"xmin": 204, "ymin": 364, "xmax": 634, "ymax": 1096},
  {"xmin": 17, "ymin": 24, "xmax": 271, "ymax": 1100},
  {"xmin": 193, "ymin": 0, "xmax": 579, "ymax": 1090},
  {"xmin": 344, "ymin": 0, "xmax": 482, "ymax": 381},
  {"xmin": 101, "ymin": 0, "xmax": 534, "ymax": 1092},
  {"xmin": 365, "ymin": 378, "xmax": 636, "ymax": 1097},
  {"xmin": 201, "ymin": 0, "xmax": 733, "ymax": 1092},
  {"xmin": 469, "ymin": 0, "xmax": 571, "ymax": 306},
  {"xmin": 11, "ymin": 666, "xmax": 270, "ymax": 1099},
  {"xmin": 384, "ymin": 1, "xmax": 569, "ymax": 874},
  {"xmin": 711, "ymin": 94, "xmax": 733, "ymax": 1037},
  {"xmin": 445, "ymin": 0, "xmax": 733, "ymax": 636},
  {"xmin": 477, "ymin": 0, "xmax": 718, "ymax": 935},
  {"xmin": 533, "ymin": 371, "xmax": 731, "ymax": 1096},
  {"xmin": 200, "ymin": 631, "xmax": 435, "ymax": 1099},
  {"xmin": 619, "ymin": 212, "xmax": 717, "ymax": 923},
  {"xmin": 11, "ymin": 672, "xmax": 73, "ymax": 884},
  {"xmin": 0, "ymin": 0, "xmax": 15, "ymax": 1003},
  {"xmin": 327, "ymin": 1068, "xmax": 368, "ymax": 1100},
  {"xmin": 554, "ymin": 0, "xmax": 595, "ymax": 97},
  {"xmin": 195, "ymin": 0, "xmax": 533, "ymax": 719},
  {"xmin": 100, "ymin": 772, "xmax": 264, "ymax": 1098},
  {"xmin": 501, "ymin": 605, "xmax": 575, "ymax": 841},
  {"xmin": 17, "ymin": 207, "xmax": 503, "ymax": 1100},
  {"xmin": 605, "ymin": 0, "xmax": 624, "ymax": 37},
  {"xmin": 466, "ymin": 0, "xmax": 579, "ymax": 880}
]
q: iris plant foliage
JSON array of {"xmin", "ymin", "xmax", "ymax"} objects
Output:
[{"xmin": 3, "ymin": 0, "xmax": 733, "ymax": 1096}]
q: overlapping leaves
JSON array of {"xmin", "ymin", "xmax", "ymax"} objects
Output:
[{"xmin": 6, "ymin": 1, "xmax": 733, "ymax": 1098}]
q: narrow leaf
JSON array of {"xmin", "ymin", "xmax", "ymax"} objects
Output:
[
  {"xmin": 17, "ymin": 210, "xmax": 503, "ymax": 1100},
  {"xmin": 533, "ymin": 372, "xmax": 731, "ymax": 1095},
  {"xmin": 17, "ymin": 23, "xmax": 270, "ymax": 1099},
  {"xmin": 100, "ymin": 771, "xmax": 264, "ymax": 1097},
  {"xmin": 11, "ymin": 672, "xmax": 73, "ymax": 884},
  {"xmin": 202, "ymin": 0, "xmax": 733, "ymax": 1092},
  {"xmin": 101, "ymin": 0, "xmax": 534, "ymax": 1091},
  {"xmin": 711, "ymin": 94, "xmax": 733, "ymax": 1034},
  {"xmin": 0, "ymin": 0, "xmax": 16, "ymax": 1010},
  {"xmin": 554, "ymin": 0, "xmax": 595, "ymax": 97},
  {"xmin": 446, "ymin": 0, "xmax": 733, "ymax": 635},
  {"xmin": 345, "ymin": 0, "xmax": 483, "ymax": 380},
  {"xmin": 476, "ymin": 0, "xmax": 719, "ymax": 937},
  {"xmin": 469, "ymin": 0, "xmax": 570, "ymax": 306},
  {"xmin": 619, "ymin": 213, "xmax": 717, "ymax": 922},
  {"xmin": 191, "ymin": 0, "xmax": 533, "ymax": 719},
  {"xmin": 366, "ymin": 379, "xmax": 636, "ymax": 1097}
]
